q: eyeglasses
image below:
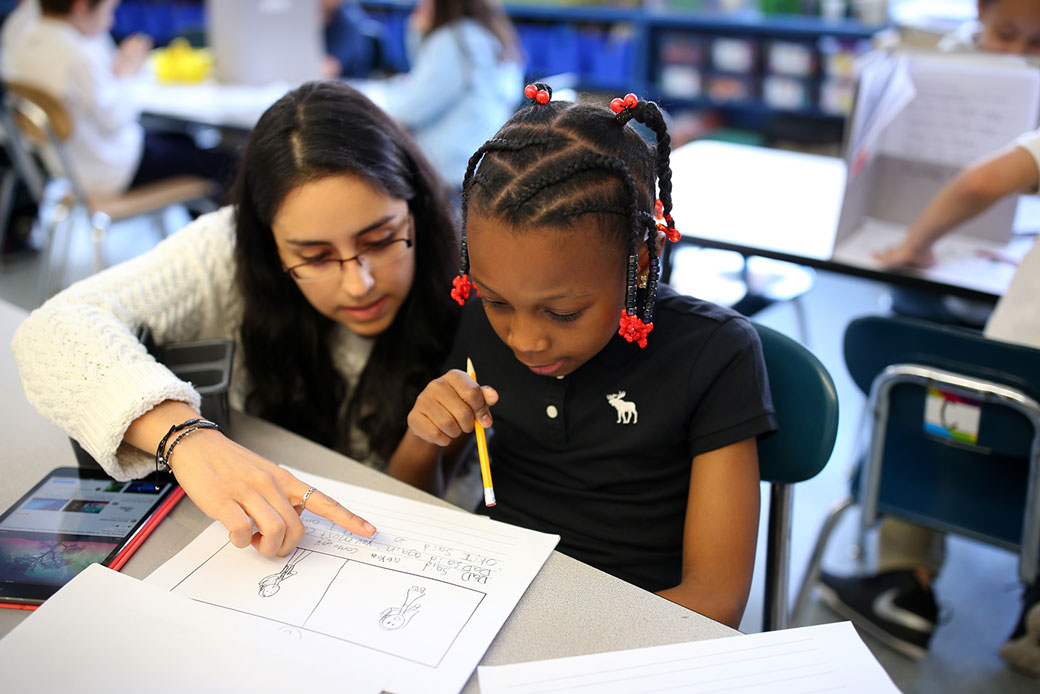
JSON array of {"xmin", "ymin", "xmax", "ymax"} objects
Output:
[{"xmin": 283, "ymin": 216, "xmax": 414, "ymax": 283}]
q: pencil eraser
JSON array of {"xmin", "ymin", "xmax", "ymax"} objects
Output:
[{"xmin": 484, "ymin": 488, "xmax": 496, "ymax": 507}]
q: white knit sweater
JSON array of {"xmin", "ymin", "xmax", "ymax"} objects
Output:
[{"xmin": 11, "ymin": 207, "xmax": 375, "ymax": 481}]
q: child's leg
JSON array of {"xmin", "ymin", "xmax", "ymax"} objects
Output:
[{"xmin": 1000, "ymin": 581, "xmax": 1040, "ymax": 676}]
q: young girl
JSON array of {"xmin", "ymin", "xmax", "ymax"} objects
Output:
[
  {"xmin": 368, "ymin": 0, "xmax": 524, "ymax": 188},
  {"xmin": 12, "ymin": 81, "xmax": 460, "ymax": 558},
  {"xmin": 392, "ymin": 85, "xmax": 777, "ymax": 628}
]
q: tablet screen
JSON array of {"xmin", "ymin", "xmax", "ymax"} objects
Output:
[{"xmin": 0, "ymin": 467, "xmax": 176, "ymax": 603}]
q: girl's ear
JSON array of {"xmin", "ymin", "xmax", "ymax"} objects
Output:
[{"xmin": 636, "ymin": 227, "xmax": 668, "ymax": 282}]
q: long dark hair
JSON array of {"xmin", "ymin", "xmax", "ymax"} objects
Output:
[
  {"xmin": 232, "ymin": 81, "xmax": 459, "ymax": 465},
  {"xmin": 427, "ymin": 0, "xmax": 521, "ymax": 62}
]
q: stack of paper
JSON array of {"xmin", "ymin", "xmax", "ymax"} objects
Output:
[{"xmin": 478, "ymin": 621, "xmax": 899, "ymax": 693}]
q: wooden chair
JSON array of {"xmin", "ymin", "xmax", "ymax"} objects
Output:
[{"xmin": 1, "ymin": 81, "xmax": 217, "ymax": 296}]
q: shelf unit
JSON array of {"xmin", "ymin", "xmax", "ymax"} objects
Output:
[
  {"xmin": 108, "ymin": 1, "xmax": 881, "ymax": 142},
  {"xmin": 360, "ymin": 1, "xmax": 881, "ymax": 142}
]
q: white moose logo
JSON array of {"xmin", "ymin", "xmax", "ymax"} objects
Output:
[{"xmin": 606, "ymin": 391, "xmax": 638, "ymax": 424}]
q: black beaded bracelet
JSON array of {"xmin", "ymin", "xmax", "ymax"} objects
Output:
[
  {"xmin": 163, "ymin": 424, "xmax": 218, "ymax": 471},
  {"xmin": 155, "ymin": 417, "xmax": 220, "ymax": 472}
]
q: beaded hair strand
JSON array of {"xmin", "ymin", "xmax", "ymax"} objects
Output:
[{"xmin": 451, "ymin": 82, "xmax": 558, "ymax": 306}]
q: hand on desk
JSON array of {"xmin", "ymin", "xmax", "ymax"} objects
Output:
[
  {"xmin": 124, "ymin": 401, "xmax": 376, "ymax": 558},
  {"xmin": 169, "ymin": 431, "xmax": 377, "ymax": 557},
  {"xmin": 874, "ymin": 243, "xmax": 936, "ymax": 270},
  {"xmin": 407, "ymin": 369, "xmax": 499, "ymax": 447}
]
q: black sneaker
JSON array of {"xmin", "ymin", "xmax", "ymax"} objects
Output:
[
  {"xmin": 1000, "ymin": 582, "xmax": 1040, "ymax": 677},
  {"xmin": 817, "ymin": 569, "xmax": 938, "ymax": 660}
]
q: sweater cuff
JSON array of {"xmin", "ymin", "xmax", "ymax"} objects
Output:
[{"xmin": 76, "ymin": 359, "xmax": 202, "ymax": 481}]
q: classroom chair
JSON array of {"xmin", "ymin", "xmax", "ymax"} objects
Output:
[
  {"xmin": 0, "ymin": 81, "xmax": 217, "ymax": 297},
  {"xmin": 790, "ymin": 315, "xmax": 1040, "ymax": 623},
  {"xmin": 753, "ymin": 323, "xmax": 839, "ymax": 631}
]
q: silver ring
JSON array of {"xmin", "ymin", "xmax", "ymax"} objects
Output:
[{"xmin": 300, "ymin": 486, "xmax": 317, "ymax": 510}]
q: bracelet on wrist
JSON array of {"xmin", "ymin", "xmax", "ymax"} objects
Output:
[{"xmin": 154, "ymin": 417, "xmax": 221, "ymax": 487}]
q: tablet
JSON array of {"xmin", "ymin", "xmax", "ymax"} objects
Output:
[{"xmin": 0, "ymin": 467, "xmax": 178, "ymax": 605}]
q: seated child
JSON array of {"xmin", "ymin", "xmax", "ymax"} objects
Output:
[
  {"xmin": 3, "ymin": 0, "xmax": 232, "ymax": 197},
  {"xmin": 392, "ymin": 84, "xmax": 778, "ymax": 628}
]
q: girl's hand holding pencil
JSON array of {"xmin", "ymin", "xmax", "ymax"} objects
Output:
[
  {"xmin": 407, "ymin": 360, "xmax": 498, "ymax": 507},
  {"xmin": 406, "ymin": 368, "xmax": 499, "ymax": 447}
]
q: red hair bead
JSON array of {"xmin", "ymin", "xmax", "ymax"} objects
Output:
[
  {"xmin": 610, "ymin": 98, "xmax": 625, "ymax": 114},
  {"xmin": 657, "ymin": 221, "xmax": 681, "ymax": 242},
  {"xmin": 524, "ymin": 84, "xmax": 537, "ymax": 99},
  {"xmin": 450, "ymin": 274, "xmax": 472, "ymax": 306},
  {"xmin": 536, "ymin": 89, "xmax": 550, "ymax": 104},
  {"xmin": 618, "ymin": 310, "xmax": 654, "ymax": 349},
  {"xmin": 623, "ymin": 93, "xmax": 638, "ymax": 108}
]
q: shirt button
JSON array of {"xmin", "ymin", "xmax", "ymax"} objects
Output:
[{"xmin": 545, "ymin": 405, "xmax": 559, "ymax": 419}]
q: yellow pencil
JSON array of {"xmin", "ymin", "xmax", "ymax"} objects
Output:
[{"xmin": 466, "ymin": 357, "xmax": 496, "ymax": 508}]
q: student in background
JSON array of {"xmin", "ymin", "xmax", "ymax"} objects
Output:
[
  {"xmin": 875, "ymin": 0, "xmax": 1040, "ymax": 327},
  {"xmin": 321, "ymin": 0, "xmax": 385, "ymax": 79},
  {"xmin": 937, "ymin": 0, "xmax": 1040, "ymax": 54},
  {"xmin": 12, "ymin": 81, "xmax": 460, "ymax": 558},
  {"xmin": 3, "ymin": 0, "xmax": 232, "ymax": 197},
  {"xmin": 374, "ymin": 0, "xmax": 524, "ymax": 188},
  {"xmin": 821, "ymin": 130, "xmax": 1040, "ymax": 676},
  {"xmin": 392, "ymin": 85, "xmax": 777, "ymax": 628}
]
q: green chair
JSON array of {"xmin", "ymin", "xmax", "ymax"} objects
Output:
[{"xmin": 754, "ymin": 323, "xmax": 840, "ymax": 631}]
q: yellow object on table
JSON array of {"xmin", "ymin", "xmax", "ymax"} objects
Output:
[{"xmin": 152, "ymin": 38, "xmax": 213, "ymax": 83}]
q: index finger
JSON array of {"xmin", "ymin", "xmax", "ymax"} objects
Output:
[
  {"xmin": 300, "ymin": 487, "xmax": 377, "ymax": 537},
  {"xmin": 446, "ymin": 369, "xmax": 494, "ymax": 423}
]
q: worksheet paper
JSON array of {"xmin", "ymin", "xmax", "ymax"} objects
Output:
[
  {"xmin": 477, "ymin": 621, "xmax": 899, "ymax": 694},
  {"xmin": 878, "ymin": 56, "xmax": 1040, "ymax": 170},
  {"xmin": 0, "ymin": 564, "xmax": 382, "ymax": 693},
  {"xmin": 146, "ymin": 468, "xmax": 559, "ymax": 694}
]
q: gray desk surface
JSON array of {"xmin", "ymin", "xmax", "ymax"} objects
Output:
[{"xmin": 0, "ymin": 299, "xmax": 735, "ymax": 691}]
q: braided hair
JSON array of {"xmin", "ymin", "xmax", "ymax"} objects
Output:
[{"xmin": 453, "ymin": 84, "xmax": 676, "ymax": 348}]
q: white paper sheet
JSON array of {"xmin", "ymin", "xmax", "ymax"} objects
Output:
[
  {"xmin": 877, "ymin": 55, "xmax": 1040, "ymax": 170},
  {"xmin": 477, "ymin": 621, "xmax": 898, "ymax": 694},
  {"xmin": 847, "ymin": 53, "xmax": 917, "ymax": 177},
  {"xmin": 0, "ymin": 564, "xmax": 382, "ymax": 693},
  {"xmin": 146, "ymin": 467, "xmax": 559, "ymax": 694}
]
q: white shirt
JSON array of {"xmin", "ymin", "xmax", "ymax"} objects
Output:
[
  {"xmin": 377, "ymin": 19, "xmax": 522, "ymax": 187},
  {"xmin": 4, "ymin": 16, "xmax": 143, "ymax": 196},
  {"xmin": 11, "ymin": 208, "xmax": 378, "ymax": 480},
  {"xmin": 984, "ymin": 130, "xmax": 1040, "ymax": 349}
]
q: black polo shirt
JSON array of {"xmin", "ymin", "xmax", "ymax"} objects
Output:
[{"xmin": 447, "ymin": 284, "xmax": 777, "ymax": 592}]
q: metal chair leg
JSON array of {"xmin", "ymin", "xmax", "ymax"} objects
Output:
[
  {"xmin": 790, "ymin": 495, "xmax": 856, "ymax": 625},
  {"xmin": 90, "ymin": 210, "xmax": 110, "ymax": 274},
  {"xmin": 791, "ymin": 295, "xmax": 811, "ymax": 348},
  {"xmin": 0, "ymin": 168, "xmax": 18, "ymax": 255},
  {"xmin": 764, "ymin": 482, "xmax": 793, "ymax": 631},
  {"xmin": 35, "ymin": 200, "xmax": 69, "ymax": 301}
]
